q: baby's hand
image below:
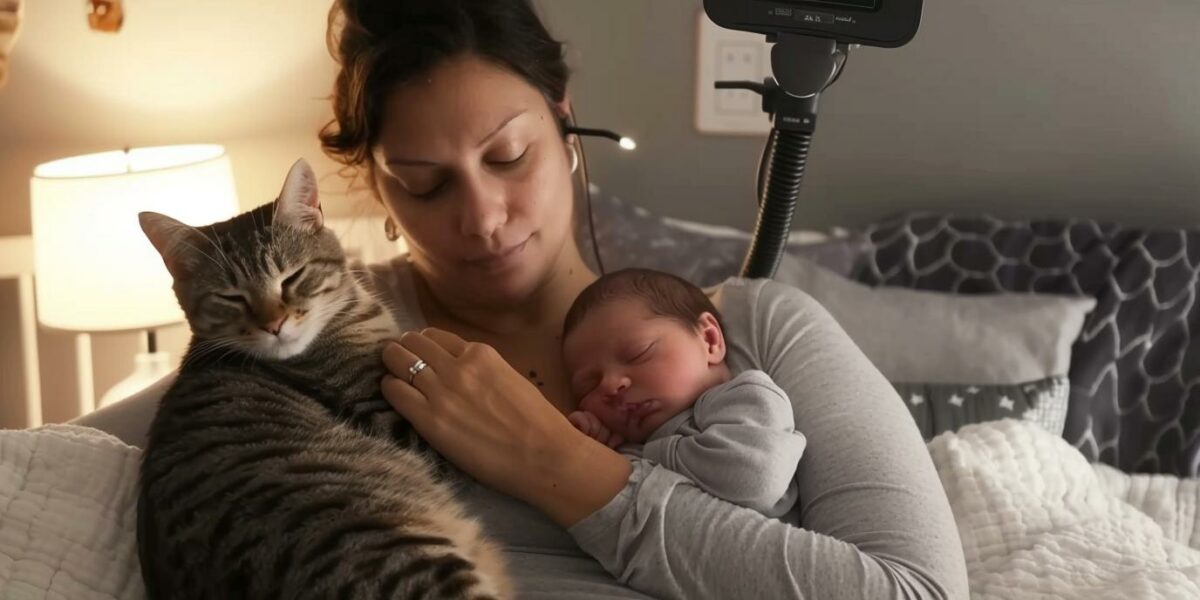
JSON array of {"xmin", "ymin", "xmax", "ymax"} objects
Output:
[{"xmin": 567, "ymin": 410, "xmax": 625, "ymax": 449}]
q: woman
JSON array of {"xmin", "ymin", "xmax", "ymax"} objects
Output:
[{"xmin": 322, "ymin": 0, "xmax": 968, "ymax": 597}]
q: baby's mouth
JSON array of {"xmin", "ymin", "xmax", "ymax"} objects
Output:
[{"xmin": 621, "ymin": 399, "xmax": 660, "ymax": 429}]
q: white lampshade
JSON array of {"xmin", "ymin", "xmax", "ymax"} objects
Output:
[{"xmin": 31, "ymin": 144, "xmax": 240, "ymax": 332}]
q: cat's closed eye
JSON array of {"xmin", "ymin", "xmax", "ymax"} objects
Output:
[
  {"xmin": 214, "ymin": 292, "xmax": 248, "ymax": 306},
  {"xmin": 282, "ymin": 266, "xmax": 307, "ymax": 289}
]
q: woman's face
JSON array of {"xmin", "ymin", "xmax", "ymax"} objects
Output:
[{"xmin": 371, "ymin": 54, "xmax": 577, "ymax": 306}]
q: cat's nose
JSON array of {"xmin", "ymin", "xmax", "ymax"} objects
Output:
[{"xmin": 260, "ymin": 314, "xmax": 288, "ymax": 336}]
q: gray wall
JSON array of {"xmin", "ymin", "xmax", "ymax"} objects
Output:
[{"xmin": 542, "ymin": 0, "xmax": 1200, "ymax": 231}]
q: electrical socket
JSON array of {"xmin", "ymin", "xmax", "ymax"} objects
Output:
[{"xmin": 695, "ymin": 10, "xmax": 773, "ymax": 135}]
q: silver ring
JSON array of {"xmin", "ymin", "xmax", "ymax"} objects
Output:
[{"xmin": 407, "ymin": 359, "xmax": 428, "ymax": 385}]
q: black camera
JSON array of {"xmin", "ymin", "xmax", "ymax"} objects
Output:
[{"xmin": 703, "ymin": 0, "xmax": 922, "ymax": 48}]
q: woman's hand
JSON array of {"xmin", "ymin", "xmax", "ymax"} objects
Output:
[{"xmin": 381, "ymin": 328, "xmax": 633, "ymax": 526}]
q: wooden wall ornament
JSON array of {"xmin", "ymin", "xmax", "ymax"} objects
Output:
[{"xmin": 86, "ymin": 0, "xmax": 123, "ymax": 33}]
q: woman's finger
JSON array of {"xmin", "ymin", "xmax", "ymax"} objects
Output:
[
  {"xmin": 398, "ymin": 331, "xmax": 458, "ymax": 373},
  {"xmin": 421, "ymin": 327, "xmax": 470, "ymax": 357},
  {"xmin": 381, "ymin": 374, "xmax": 431, "ymax": 426},
  {"xmin": 382, "ymin": 340, "xmax": 421, "ymax": 377},
  {"xmin": 382, "ymin": 340, "xmax": 444, "ymax": 396}
]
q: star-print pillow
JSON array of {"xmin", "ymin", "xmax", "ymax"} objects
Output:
[{"xmin": 892, "ymin": 376, "xmax": 1070, "ymax": 441}]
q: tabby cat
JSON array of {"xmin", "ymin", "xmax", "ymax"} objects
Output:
[{"xmin": 136, "ymin": 159, "xmax": 510, "ymax": 599}]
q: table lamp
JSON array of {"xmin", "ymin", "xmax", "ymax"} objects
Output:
[{"xmin": 31, "ymin": 144, "xmax": 240, "ymax": 414}]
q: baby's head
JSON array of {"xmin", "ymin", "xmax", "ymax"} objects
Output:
[{"xmin": 562, "ymin": 269, "xmax": 731, "ymax": 443}]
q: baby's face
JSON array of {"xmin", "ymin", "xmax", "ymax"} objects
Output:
[{"xmin": 563, "ymin": 297, "xmax": 725, "ymax": 442}]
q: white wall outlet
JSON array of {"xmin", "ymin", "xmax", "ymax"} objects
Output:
[{"xmin": 695, "ymin": 10, "xmax": 773, "ymax": 136}]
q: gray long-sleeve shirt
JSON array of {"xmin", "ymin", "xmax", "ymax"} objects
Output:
[
  {"xmin": 624, "ymin": 370, "xmax": 806, "ymax": 518},
  {"xmin": 370, "ymin": 260, "xmax": 968, "ymax": 599}
]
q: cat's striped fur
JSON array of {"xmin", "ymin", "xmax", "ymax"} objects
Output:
[{"xmin": 136, "ymin": 160, "xmax": 510, "ymax": 599}]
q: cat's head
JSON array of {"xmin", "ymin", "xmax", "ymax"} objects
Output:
[{"xmin": 140, "ymin": 159, "xmax": 351, "ymax": 361}]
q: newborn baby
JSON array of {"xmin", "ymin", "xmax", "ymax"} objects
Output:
[{"xmin": 561, "ymin": 268, "xmax": 807, "ymax": 517}]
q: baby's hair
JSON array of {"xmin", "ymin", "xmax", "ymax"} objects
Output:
[{"xmin": 563, "ymin": 268, "xmax": 724, "ymax": 340}]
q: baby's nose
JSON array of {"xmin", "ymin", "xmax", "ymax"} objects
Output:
[{"xmin": 600, "ymin": 373, "xmax": 630, "ymax": 395}]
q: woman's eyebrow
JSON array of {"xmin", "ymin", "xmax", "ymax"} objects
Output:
[
  {"xmin": 385, "ymin": 110, "xmax": 528, "ymax": 167},
  {"xmin": 477, "ymin": 110, "xmax": 527, "ymax": 147}
]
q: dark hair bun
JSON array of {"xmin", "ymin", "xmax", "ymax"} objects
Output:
[{"xmin": 322, "ymin": 0, "xmax": 570, "ymax": 167}]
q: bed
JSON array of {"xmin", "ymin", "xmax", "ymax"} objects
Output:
[{"xmin": 3, "ymin": 190, "xmax": 1200, "ymax": 598}]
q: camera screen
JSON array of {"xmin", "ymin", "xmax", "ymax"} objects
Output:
[{"xmin": 784, "ymin": 0, "xmax": 878, "ymax": 9}]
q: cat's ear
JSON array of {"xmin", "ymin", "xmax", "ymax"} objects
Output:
[
  {"xmin": 139, "ymin": 211, "xmax": 201, "ymax": 279},
  {"xmin": 275, "ymin": 158, "xmax": 323, "ymax": 231}
]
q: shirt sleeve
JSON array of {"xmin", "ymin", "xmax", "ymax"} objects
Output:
[
  {"xmin": 569, "ymin": 279, "xmax": 968, "ymax": 600},
  {"xmin": 640, "ymin": 373, "xmax": 805, "ymax": 517}
]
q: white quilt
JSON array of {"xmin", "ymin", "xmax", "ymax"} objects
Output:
[
  {"xmin": 2, "ymin": 420, "xmax": 1200, "ymax": 599},
  {"xmin": 0, "ymin": 425, "xmax": 144, "ymax": 600},
  {"xmin": 931, "ymin": 419, "xmax": 1200, "ymax": 599}
]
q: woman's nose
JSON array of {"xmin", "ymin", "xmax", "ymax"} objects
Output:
[{"xmin": 457, "ymin": 171, "xmax": 508, "ymax": 240}]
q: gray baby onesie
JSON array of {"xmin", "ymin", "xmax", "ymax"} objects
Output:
[{"xmin": 623, "ymin": 369, "xmax": 806, "ymax": 518}]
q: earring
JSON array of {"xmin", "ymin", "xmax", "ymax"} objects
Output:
[
  {"xmin": 384, "ymin": 218, "xmax": 400, "ymax": 242},
  {"xmin": 566, "ymin": 143, "xmax": 579, "ymax": 174}
]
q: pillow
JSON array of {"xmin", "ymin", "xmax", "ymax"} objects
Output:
[
  {"xmin": 775, "ymin": 255, "xmax": 1097, "ymax": 385},
  {"xmin": 854, "ymin": 212, "xmax": 1200, "ymax": 475},
  {"xmin": 774, "ymin": 255, "xmax": 1095, "ymax": 436},
  {"xmin": 894, "ymin": 376, "xmax": 1070, "ymax": 440},
  {"xmin": 575, "ymin": 186, "xmax": 869, "ymax": 286}
]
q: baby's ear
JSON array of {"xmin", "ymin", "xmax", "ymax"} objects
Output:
[
  {"xmin": 139, "ymin": 211, "xmax": 201, "ymax": 280},
  {"xmin": 698, "ymin": 312, "xmax": 727, "ymax": 364},
  {"xmin": 275, "ymin": 158, "xmax": 323, "ymax": 231}
]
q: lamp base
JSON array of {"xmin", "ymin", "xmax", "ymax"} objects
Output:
[{"xmin": 99, "ymin": 351, "xmax": 172, "ymax": 408}]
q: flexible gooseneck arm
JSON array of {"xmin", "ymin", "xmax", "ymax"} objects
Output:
[{"xmin": 723, "ymin": 35, "xmax": 850, "ymax": 279}]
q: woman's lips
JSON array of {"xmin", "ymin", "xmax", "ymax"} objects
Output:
[{"xmin": 464, "ymin": 238, "xmax": 529, "ymax": 270}]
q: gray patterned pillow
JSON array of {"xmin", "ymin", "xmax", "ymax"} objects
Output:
[
  {"xmin": 894, "ymin": 376, "xmax": 1070, "ymax": 441},
  {"xmin": 575, "ymin": 186, "xmax": 869, "ymax": 286}
]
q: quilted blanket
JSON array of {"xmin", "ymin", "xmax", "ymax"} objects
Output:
[
  {"xmin": 3, "ymin": 422, "xmax": 1200, "ymax": 599},
  {"xmin": 0, "ymin": 425, "xmax": 144, "ymax": 600},
  {"xmin": 933, "ymin": 419, "xmax": 1200, "ymax": 599}
]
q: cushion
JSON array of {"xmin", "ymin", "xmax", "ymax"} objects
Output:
[
  {"xmin": 575, "ymin": 186, "xmax": 869, "ymax": 286},
  {"xmin": 774, "ymin": 255, "xmax": 1096, "ymax": 385},
  {"xmin": 855, "ymin": 213, "xmax": 1200, "ymax": 475},
  {"xmin": 69, "ymin": 371, "xmax": 173, "ymax": 449},
  {"xmin": 894, "ymin": 376, "xmax": 1070, "ymax": 440},
  {"xmin": 772, "ymin": 255, "xmax": 1092, "ymax": 437}
]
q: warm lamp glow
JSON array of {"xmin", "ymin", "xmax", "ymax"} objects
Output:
[{"xmin": 31, "ymin": 144, "xmax": 239, "ymax": 332}]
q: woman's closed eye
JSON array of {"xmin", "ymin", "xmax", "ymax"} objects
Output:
[
  {"xmin": 402, "ymin": 144, "xmax": 530, "ymax": 199},
  {"xmin": 410, "ymin": 180, "xmax": 447, "ymax": 200},
  {"xmin": 488, "ymin": 146, "xmax": 528, "ymax": 166}
]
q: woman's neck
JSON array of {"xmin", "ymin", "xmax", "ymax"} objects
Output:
[{"xmin": 413, "ymin": 246, "xmax": 596, "ymax": 340}]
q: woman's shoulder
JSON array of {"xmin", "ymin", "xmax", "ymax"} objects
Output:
[
  {"xmin": 714, "ymin": 276, "xmax": 843, "ymax": 367},
  {"xmin": 714, "ymin": 276, "xmax": 824, "ymax": 320},
  {"xmin": 360, "ymin": 253, "xmax": 426, "ymax": 331}
]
